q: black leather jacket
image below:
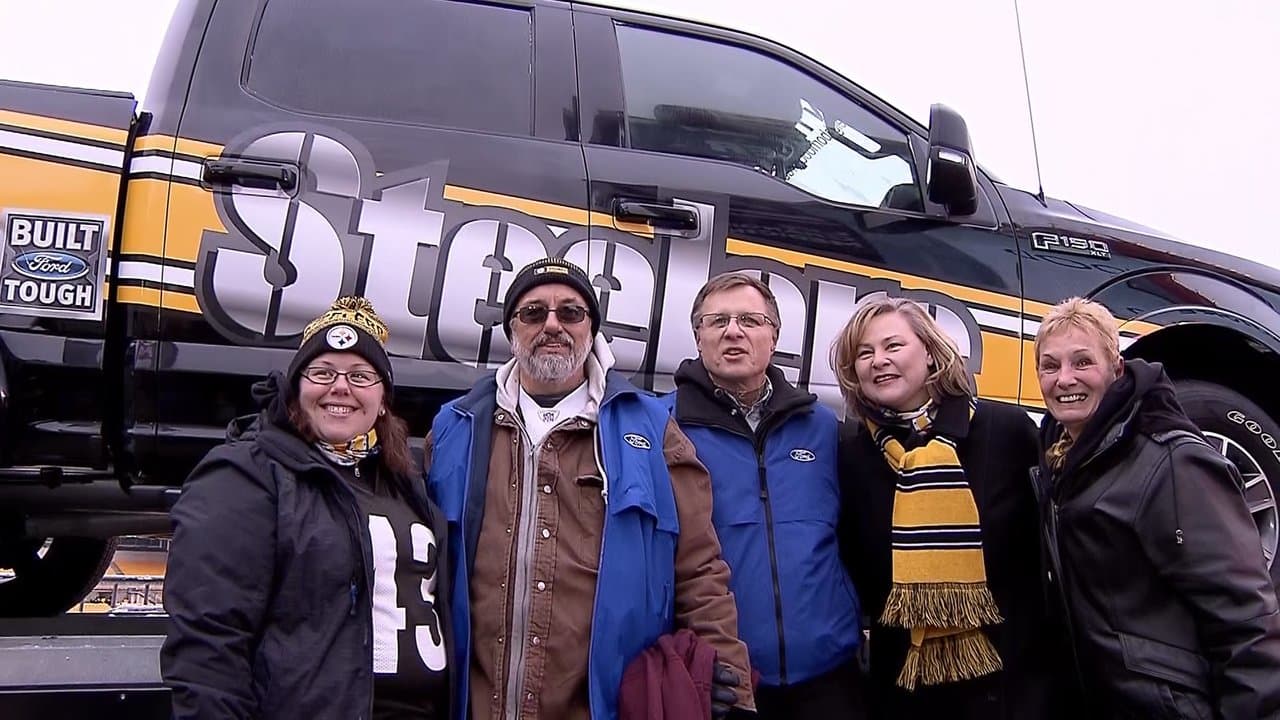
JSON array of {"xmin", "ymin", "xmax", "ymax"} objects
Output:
[{"xmin": 1033, "ymin": 360, "xmax": 1280, "ymax": 719}]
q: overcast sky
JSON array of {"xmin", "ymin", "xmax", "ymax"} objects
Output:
[{"xmin": 2, "ymin": 0, "xmax": 1277, "ymax": 269}]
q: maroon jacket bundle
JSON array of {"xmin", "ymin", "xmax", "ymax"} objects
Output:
[{"xmin": 619, "ymin": 629, "xmax": 716, "ymax": 720}]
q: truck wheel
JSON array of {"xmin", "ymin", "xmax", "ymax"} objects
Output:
[
  {"xmin": 0, "ymin": 536, "xmax": 119, "ymax": 616},
  {"xmin": 1177, "ymin": 380, "xmax": 1280, "ymax": 583}
]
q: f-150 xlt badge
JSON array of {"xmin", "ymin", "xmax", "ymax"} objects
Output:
[
  {"xmin": 1030, "ymin": 231, "xmax": 1112, "ymax": 260},
  {"xmin": 0, "ymin": 210, "xmax": 109, "ymax": 319}
]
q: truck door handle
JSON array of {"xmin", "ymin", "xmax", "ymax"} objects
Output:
[
  {"xmin": 202, "ymin": 158, "xmax": 298, "ymax": 192},
  {"xmin": 612, "ymin": 200, "xmax": 698, "ymax": 231}
]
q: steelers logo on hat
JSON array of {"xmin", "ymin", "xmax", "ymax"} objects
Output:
[{"xmin": 326, "ymin": 324, "xmax": 359, "ymax": 350}]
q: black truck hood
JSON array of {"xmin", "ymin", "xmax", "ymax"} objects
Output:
[{"xmin": 994, "ymin": 183, "xmax": 1280, "ymax": 293}]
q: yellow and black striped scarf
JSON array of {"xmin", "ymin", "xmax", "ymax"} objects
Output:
[{"xmin": 866, "ymin": 399, "xmax": 1004, "ymax": 690}]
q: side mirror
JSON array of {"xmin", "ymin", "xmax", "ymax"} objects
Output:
[{"xmin": 926, "ymin": 104, "xmax": 979, "ymax": 216}]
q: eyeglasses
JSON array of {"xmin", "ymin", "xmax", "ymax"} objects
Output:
[
  {"xmin": 696, "ymin": 312, "xmax": 777, "ymax": 330},
  {"xmin": 513, "ymin": 304, "xmax": 589, "ymax": 325},
  {"xmin": 300, "ymin": 367, "xmax": 383, "ymax": 387}
]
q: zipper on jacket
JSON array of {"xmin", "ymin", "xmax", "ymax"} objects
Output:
[
  {"xmin": 756, "ymin": 446, "xmax": 788, "ymax": 684},
  {"xmin": 690, "ymin": 400, "xmax": 798, "ymax": 685},
  {"xmin": 1048, "ymin": 498, "xmax": 1088, "ymax": 699},
  {"xmin": 317, "ymin": 465, "xmax": 378, "ymax": 718},
  {"xmin": 332, "ymin": 479, "xmax": 375, "ymax": 650}
]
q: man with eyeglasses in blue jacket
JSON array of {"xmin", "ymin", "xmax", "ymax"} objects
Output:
[{"xmin": 660, "ymin": 271, "xmax": 866, "ymax": 719}]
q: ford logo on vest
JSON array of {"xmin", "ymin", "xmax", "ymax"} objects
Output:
[
  {"xmin": 624, "ymin": 433, "xmax": 651, "ymax": 450},
  {"xmin": 790, "ymin": 448, "xmax": 816, "ymax": 462},
  {"xmin": 11, "ymin": 251, "xmax": 89, "ymax": 282}
]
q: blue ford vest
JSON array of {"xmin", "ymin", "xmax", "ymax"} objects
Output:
[{"xmin": 428, "ymin": 373, "xmax": 678, "ymax": 720}]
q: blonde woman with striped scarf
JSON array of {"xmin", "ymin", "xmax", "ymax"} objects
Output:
[{"xmin": 832, "ymin": 296, "xmax": 1059, "ymax": 719}]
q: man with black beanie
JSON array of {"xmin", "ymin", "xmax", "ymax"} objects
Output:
[{"xmin": 425, "ymin": 257, "xmax": 755, "ymax": 720}]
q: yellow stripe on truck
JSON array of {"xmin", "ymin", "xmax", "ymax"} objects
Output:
[
  {"xmin": 120, "ymin": 178, "xmax": 170, "ymax": 257},
  {"xmin": 116, "ymin": 286, "xmax": 201, "ymax": 314},
  {"xmin": 131, "ymin": 135, "xmax": 177, "ymax": 154},
  {"xmin": 726, "ymin": 237, "xmax": 1025, "ymax": 315},
  {"xmin": 132, "ymin": 134, "xmax": 223, "ymax": 159},
  {"xmin": 444, "ymin": 185, "xmax": 590, "ymax": 227},
  {"xmin": 119, "ymin": 179, "xmax": 224, "ymax": 262},
  {"xmin": 0, "ymin": 109, "xmax": 129, "ymax": 147},
  {"xmin": 162, "ymin": 183, "xmax": 224, "ymax": 263},
  {"xmin": 0, "ymin": 154, "xmax": 120, "ymax": 215},
  {"xmin": 973, "ymin": 332, "xmax": 1025, "ymax": 405}
]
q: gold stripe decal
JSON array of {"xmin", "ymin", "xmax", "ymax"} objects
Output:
[
  {"xmin": 117, "ymin": 286, "xmax": 201, "ymax": 314},
  {"xmin": 0, "ymin": 109, "xmax": 128, "ymax": 146}
]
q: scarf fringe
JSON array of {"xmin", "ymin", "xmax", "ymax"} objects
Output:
[
  {"xmin": 896, "ymin": 629, "xmax": 1004, "ymax": 691},
  {"xmin": 880, "ymin": 582, "xmax": 1004, "ymax": 629}
]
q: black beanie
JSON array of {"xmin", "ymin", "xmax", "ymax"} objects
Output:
[
  {"xmin": 502, "ymin": 257, "xmax": 601, "ymax": 339},
  {"xmin": 287, "ymin": 296, "xmax": 393, "ymax": 397}
]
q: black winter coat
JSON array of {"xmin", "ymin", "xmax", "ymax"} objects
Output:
[
  {"xmin": 161, "ymin": 372, "xmax": 452, "ymax": 720},
  {"xmin": 838, "ymin": 397, "xmax": 1061, "ymax": 720},
  {"xmin": 1034, "ymin": 359, "xmax": 1280, "ymax": 719}
]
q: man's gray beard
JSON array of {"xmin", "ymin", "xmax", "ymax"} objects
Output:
[{"xmin": 512, "ymin": 332, "xmax": 591, "ymax": 385}]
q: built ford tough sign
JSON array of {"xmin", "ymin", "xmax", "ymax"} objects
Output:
[{"xmin": 1, "ymin": 0, "xmax": 1278, "ymax": 614}]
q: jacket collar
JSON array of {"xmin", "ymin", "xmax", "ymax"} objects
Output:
[
  {"xmin": 671, "ymin": 358, "xmax": 814, "ymax": 435},
  {"xmin": 493, "ymin": 334, "xmax": 615, "ymax": 420},
  {"xmin": 864, "ymin": 393, "xmax": 974, "ymax": 445}
]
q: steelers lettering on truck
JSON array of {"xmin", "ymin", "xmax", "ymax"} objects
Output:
[{"xmin": 0, "ymin": 210, "xmax": 110, "ymax": 320}]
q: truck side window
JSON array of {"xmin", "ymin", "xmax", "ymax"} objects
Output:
[
  {"xmin": 247, "ymin": 0, "xmax": 533, "ymax": 136},
  {"xmin": 615, "ymin": 25, "xmax": 920, "ymax": 212}
]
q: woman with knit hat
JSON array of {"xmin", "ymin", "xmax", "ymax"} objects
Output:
[
  {"xmin": 162, "ymin": 297, "xmax": 453, "ymax": 720},
  {"xmin": 1033, "ymin": 297, "xmax": 1280, "ymax": 718},
  {"xmin": 831, "ymin": 296, "xmax": 1057, "ymax": 719}
]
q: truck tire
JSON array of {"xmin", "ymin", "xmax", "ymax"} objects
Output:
[
  {"xmin": 0, "ymin": 536, "xmax": 119, "ymax": 616},
  {"xmin": 1176, "ymin": 380, "xmax": 1280, "ymax": 585}
]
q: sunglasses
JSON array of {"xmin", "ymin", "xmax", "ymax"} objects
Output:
[{"xmin": 513, "ymin": 304, "xmax": 589, "ymax": 325}]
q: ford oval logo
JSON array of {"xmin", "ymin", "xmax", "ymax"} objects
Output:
[
  {"xmin": 624, "ymin": 433, "xmax": 651, "ymax": 450},
  {"xmin": 12, "ymin": 251, "xmax": 89, "ymax": 281},
  {"xmin": 790, "ymin": 448, "xmax": 816, "ymax": 463}
]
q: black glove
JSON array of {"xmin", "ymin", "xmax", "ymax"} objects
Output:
[{"xmin": 711, "ymin": 661, "xmax": 741, "ymax": 719}]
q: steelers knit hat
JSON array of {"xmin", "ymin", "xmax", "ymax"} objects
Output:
[
  {"xmin": 287, "ymin": 296, "xmax": 393, "ymax": 394},
  {"xmin": 502, "ymin": 257, "xmax": 601, "ymax": 339}
]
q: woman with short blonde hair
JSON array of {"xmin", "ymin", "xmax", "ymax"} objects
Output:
[
  {"xmin": 832, "ymin": 296, "xmax": 1056, "ymax": 719},
  {"xmin": 1033, "ymin": 296, "xmax": 1280, "ymax": 718}
]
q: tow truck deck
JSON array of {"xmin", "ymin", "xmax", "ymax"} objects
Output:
[{"xmin": 0, "ymin": 615, "xmax": 168, "ymax": 718}]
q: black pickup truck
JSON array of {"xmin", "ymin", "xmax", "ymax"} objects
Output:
[{"xmin": 1, "ymin": 0, "xmax": 1277, "ymax": 615}]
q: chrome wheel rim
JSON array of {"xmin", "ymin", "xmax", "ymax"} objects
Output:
[{"xmin": 1205, "ymin": 431, "xmax": 1278, "ymax": 570}]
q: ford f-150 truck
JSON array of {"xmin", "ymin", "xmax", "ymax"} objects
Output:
[{"xmin": 2, "ymin": 0, "xmax": 1278, "ymax": 615}]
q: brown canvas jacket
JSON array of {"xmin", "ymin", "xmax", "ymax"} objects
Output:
[{"xmin": 424, "ymin": 341, "xmax": 753, "ymax": 720}]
